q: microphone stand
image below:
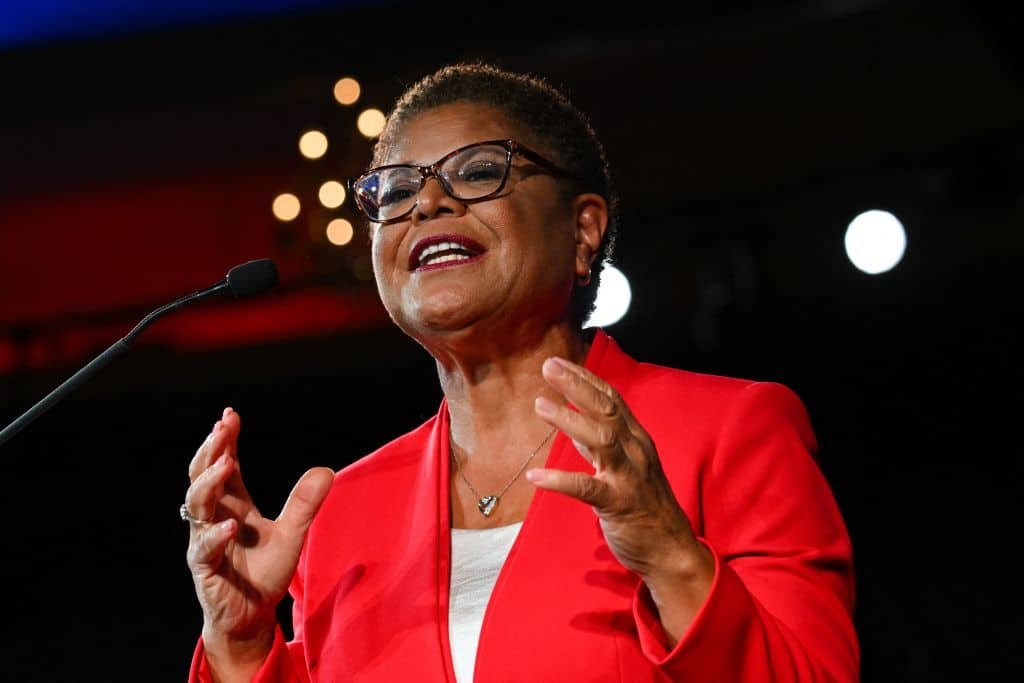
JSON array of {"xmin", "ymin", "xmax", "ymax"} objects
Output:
[{"xmin": 0, "ymin": 280, "xmax": 229, "ymax": 448}]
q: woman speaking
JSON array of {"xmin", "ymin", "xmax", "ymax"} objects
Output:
[{"xmin": 183, "ymin": 62, "xmax": 858, "ymax": 682}]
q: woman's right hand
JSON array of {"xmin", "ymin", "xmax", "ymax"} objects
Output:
[{"xmin": 184, "ymin": 407, "xmax": 334, "ymax": 678}]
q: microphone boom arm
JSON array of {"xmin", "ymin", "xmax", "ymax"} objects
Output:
[{"xmin": 0, "ymin": 272, "xmax": 250, "ymax": 448}]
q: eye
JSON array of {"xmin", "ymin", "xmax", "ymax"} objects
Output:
[
  {"xmin": 457, "ymin": 159, "xmax": 505, "ymax": 184},
  {"xmin": 378, "ymin": 178, "xmax": 420, "ymax": 207},
  {"xmin": 446, "ymin": 145, "xmax": 508, "ymax": 186}
]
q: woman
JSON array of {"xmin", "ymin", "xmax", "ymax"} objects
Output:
[{"xmin": 184, "ymin": 63, "xmax": 858, "ymax": 682}]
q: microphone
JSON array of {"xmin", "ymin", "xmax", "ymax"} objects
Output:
[{"xmin": 0, "ymin": 258, "xmax": 278, "ymax": 448}]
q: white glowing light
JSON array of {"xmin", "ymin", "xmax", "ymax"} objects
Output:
[
  {"xmin": 844, "ymin": 209, "xmax": 907, "ymax": 275},
  {"xmin": 584, "ymin": 263, "xmax": 632, "ymax": 328}
]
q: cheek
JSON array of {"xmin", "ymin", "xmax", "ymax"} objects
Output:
[
  {"xmin": 370, "ymin": 235, "xmax": 385, "ymax": 278},
  {"xmin": 477, "ymin": 199, "xmax": 564, "ymax": 249},
  {"xmin": 370, "ymin": 232, "xmax": 402, "ymax": 295}
]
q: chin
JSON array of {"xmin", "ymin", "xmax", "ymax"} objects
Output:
[{"xmin": 396, "ymin": 291, "xmax": 484, "ymax": 336}]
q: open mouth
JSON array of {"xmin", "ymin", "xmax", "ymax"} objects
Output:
[{"xmin": 409, "ymin": 233, "xmax": 486, "ymax": 271}]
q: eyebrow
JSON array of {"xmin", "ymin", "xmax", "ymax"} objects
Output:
[{"xmin": 390, "ymin": 139, "xmax": 514, "ymax": 167}]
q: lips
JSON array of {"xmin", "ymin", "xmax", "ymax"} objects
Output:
[{"xmin": 408, "ymin": 233, "xmax": 486, "ymax": 271}]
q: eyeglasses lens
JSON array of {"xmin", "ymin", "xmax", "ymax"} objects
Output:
[{"xmin": 355, "ymin": 143, "xmax": 510, "ymax": 222}]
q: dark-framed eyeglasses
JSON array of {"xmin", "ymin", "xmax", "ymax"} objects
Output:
[{"xmin": 349, "ymin": 139, "xmax": 571, "ymax": 225}]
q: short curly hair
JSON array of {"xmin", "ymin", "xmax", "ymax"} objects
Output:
[{"xmin": 372, "ymin": 62, "xmax": 620, "ymax": 328}]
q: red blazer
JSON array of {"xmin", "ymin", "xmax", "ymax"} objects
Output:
[{"xmin": 191, "ymin": 331, "xmax": 858, "ymax": 681}]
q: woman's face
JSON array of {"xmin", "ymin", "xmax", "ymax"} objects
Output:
[{"xmin": 369, "ymin": 102, "xmax": 585, "ymax": 342}]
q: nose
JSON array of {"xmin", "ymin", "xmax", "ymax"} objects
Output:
[{"xmin": 412, "ymin": 176, "xmax": 466, "ymax": 223}]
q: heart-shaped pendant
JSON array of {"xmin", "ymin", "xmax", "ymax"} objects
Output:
[{"xmin": 477, "ymin": 496, "xmax": 498, "ymax": 517}]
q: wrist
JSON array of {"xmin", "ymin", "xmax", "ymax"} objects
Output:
[
  {"xmin": 641, "ymin": 540, "xmax": 715, "ymax": 647},
  {"xmin": 202, "ymin": 623, "xmax": 276, "ymax": 678},
  {"xmin": 642, "ymin": 535, "xmax": 713, "ymax": 588}
]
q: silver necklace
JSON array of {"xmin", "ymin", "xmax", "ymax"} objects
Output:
[{"xmin": 451, "ymin": 427, "xmax": 557, "ymax": 517}]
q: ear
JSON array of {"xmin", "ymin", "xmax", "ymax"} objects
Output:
[{"xmin": 571, "ymin": 193, "xmax": 608, "ymax": 283}]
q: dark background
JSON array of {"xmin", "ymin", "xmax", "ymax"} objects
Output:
[{"xmin": 1, "ymin": 1, "xmax": 1020, "ymax": 680}]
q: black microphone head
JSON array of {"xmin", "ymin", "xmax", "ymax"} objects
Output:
[{"xmin": 226, "ymin": 258, "xmax": 278, "ymax": 298}]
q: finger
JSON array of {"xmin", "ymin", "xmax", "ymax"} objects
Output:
[
  {"xmin": 218, "ymin": 407, "xmax": 241, "ymax": 462},
  {"xmin": 544, "ymin": 358, "xmax": 638, "ymax": 428},
  {"xmin": 187, "ymin": 518, "xmax": 237, "ymax": 572},
  {"xmin": 184, "ymin": 454, "xmax": 236, "ymax": 524},
  {"xmin": 534, "ymin": 396, "xmax": 626, "ymax": 471},
  {"xmin": 538, "ymin": 357, "xmax": 631, "ymax": 470},
  {"xmin": 275, "ymin": 467, "xmax": 335, "ymax": 550},
  {"xmin": 542, "ymin": 357, "xmax": 634, "ymax": 432},
  {"xmin": 525, "ymin": 467, "xmax": 614, "ymax": 509},
  {"xmin": 188, "ymin": 423, "xmax": 222, "ymax": 481},
  {"xmin": 541, "ymin": 356, "xmax": 613, "ymax": 408},
  {"xmin": 543, "ymin": 358, "xmax": 654, "ymax": 458},
  {"xmin": 187, "ymin": 407, "xmax": 239, "ymax": 480},
  {"xmin": 214, "ymin": 411, "xmax": 255, "ymax": 505},
  {"xmin": 559, "ymin": 361, "xmax": 648, "ymax": 438}
]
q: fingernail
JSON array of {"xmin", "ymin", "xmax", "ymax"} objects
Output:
[
  {"xmin": 213, "ymin": 454, "xmax": 227, "ymax": 469},
  {"xmin": 223, "ymin": 407, "xmax": 233, "ymax": 418},
  {"xmin": 535, "ymin": 396, "xmax": 557, "ymax": 417},
  {"xmin": 525, "ymin": 468, "xmax": 550, "ymax": 484},
  {"xmin": 543, "ymin": 358, "xmax": 565, "ymax": 377},
  {"xmin": 219, "ymin": 520, "xmax": 233, "ymax": 533}
]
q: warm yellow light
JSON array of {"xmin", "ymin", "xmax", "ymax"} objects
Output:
[
  {"xmin": 318, "ymin": 180, "xmax": 346, "ymax": 209},
  {"xmin": 357, "ymin": 108, "xmax": 386, "ymax": 138},
  {"xmin": 333, "ymin": 77, "xmax": 361, "ymax": 105},
  {"xmin": 326, "ymin": 218, "xmax": 354, "ymax": 246},
  {"xmin": 298, "ymin": 130, "xmax": 328, "ymax": 159},
  {"xmin": 272, "ymin": 193, "xmax": 301, "ymax": 221}
]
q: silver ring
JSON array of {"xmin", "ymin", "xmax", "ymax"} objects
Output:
[{"xmin": 180, "ymin": 503, "xmax": 213, "ymax": 525}]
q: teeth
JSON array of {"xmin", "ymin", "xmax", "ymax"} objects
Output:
[
  {"xmin": 417, "ymin": 241, "xmax": 476, "ymax": 267},
  {"xmin": 422, "ymin": 253, "xmax": 471, "ymax": 266}
]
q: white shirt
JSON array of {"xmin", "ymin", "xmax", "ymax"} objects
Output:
[{"xmin": 448, "ymin": 522, "xmax": 523, "ymax": 683}]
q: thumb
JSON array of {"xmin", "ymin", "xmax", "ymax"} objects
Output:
[{"xmin": 276, "ymin": 467, "xmax": 335, "ymax": 538}]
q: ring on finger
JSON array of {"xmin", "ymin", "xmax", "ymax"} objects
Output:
[{"xmin": 180, "ymin": 503, "xmax": 214, "ymax": 525}]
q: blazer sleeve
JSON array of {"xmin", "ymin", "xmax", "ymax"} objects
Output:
[
  {"xmin": 631, "ymin": 381, "xmax": 859, "ymax": 682},
  {"xmin": 187, "ymin": 548, "xmax": 311, "ymax": 682}
]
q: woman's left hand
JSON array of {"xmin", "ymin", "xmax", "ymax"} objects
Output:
[{"xmin": 527, "ymin": 356, "xmax": 714, "ymax": 640}]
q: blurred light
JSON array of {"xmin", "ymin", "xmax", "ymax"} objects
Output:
[
  {"xmin": 326, "ymin": 218, "xmax": 354, "ymax": 246},
  {"xmin": 299, "ymin": 130, "xmax": 328, "ymax": 159},
  {"xmin": 272, "ymin": 193, "xmax": 301, "ymax": 221},
  {"xmin": 333, "ymin": 77, "xmax": 361, "ymax": 105},
  {"xmin": 583, "ymin": 263, "xmax": 632, "ymax": 328},
  {"xmin": 844, "ymin": 209, "xmax": 907, "ymax": 274},
  {"xmin": 318, "ymin": 180, "xmax": 346, "ymax": 208},
  {"xmin": 357, "ymin": 108, "xmax": 386, "ymax": 138}
]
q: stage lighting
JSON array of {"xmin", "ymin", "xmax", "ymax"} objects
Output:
[
  {"xmin": 844, "ymin": 209, "xmax": 907, "ymax": 275},
  {"xmin": 272, "ymin": 193, "xmax": 301, "ymax": 221},
  {"xmin": 584, "ymin": 263, "xmax": 632, "ymax": 328},
  {"xmin": 299, "ymin": 130, "xmax": 328, "ymax": 159}
]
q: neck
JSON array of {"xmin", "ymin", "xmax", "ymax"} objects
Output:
[{"xmin": 433, "ymin": 321, "xmax": 588, "ymax": 464}]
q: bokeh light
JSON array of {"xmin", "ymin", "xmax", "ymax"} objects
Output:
[
  {"xmin": 844, "ymin": 209, "xmax": 907, "ymax": 274},
  {"xmin": 271, "ymin": 193, "xmax": 301, "ymax": 222},
  {"xmin": 357, "ymin": 108, "xmax": 386, "ymax": 138},
  {"xmin": 318, "ymin": 180, "xmax": 346, "ymax": 209},
  {"xmin": 583, "ymin": 263, "xmax": 632, "ymax": 328},
  {"xmin": 326, "ymin": 218, "xmax": 354, "ymax": 246},
  {"xmin": 298, "ymin": 129, "xmax": 328, "ymax": 159},
  {"xmin": 333, "ymin": 77, "xmax": 361, "ymax": 105}
]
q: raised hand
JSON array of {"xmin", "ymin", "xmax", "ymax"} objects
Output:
[
  {"xmin": 184, "ymin": 407, "xmax": 334, "ymax": 676},
  {"xmin": 527, "ymin": 357, "xmax": 714, "ymax": 645}
]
